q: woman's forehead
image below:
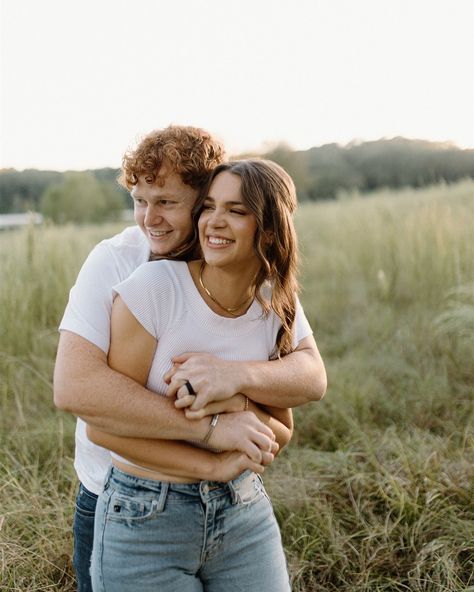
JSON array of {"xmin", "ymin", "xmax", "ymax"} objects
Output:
[{"xmin": 208, "ymin": 171, "xmax": 242, "ymax": 201}]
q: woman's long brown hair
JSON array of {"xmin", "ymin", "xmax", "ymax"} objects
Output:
[{"xmin": 194, "ymin": 159, "xmax": 299, "ymax": 357}]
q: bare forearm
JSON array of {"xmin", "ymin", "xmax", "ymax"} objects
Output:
[
  {"xmin": 63, "ymin": 370, "xmax": 208, "ymax": 440},
  {"xmin": 247, "ymin": 401, "xmax": 293, "ymax": 451},
  {"xmin": 54, "ymin": 332, "xmax": 209, "ymax": 440},
  {"xmin": 87, "ymin": 425, "xmax": 217, "ymax": 480},
  {"xmin": 181, "ymin": 394, "xmax": 292, "ymax": 450},
  {"xmin": 240, "ymin": 347, "xmax": 327, "ymax": 408},
  {"xmin": 86, "ymin": 425, "xmax": 269, "ymax": 482},
  {"xmin": 167, "ymin": 337, "xmax": 327, "ymax": 410}
]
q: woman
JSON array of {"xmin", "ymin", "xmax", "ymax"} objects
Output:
[{"xmin": 89, "ymin": 159, "xmax": 324, "ymax": 591}]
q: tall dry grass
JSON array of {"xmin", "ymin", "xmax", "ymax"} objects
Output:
[{"xmin": 0, "ymin": 182, "xmax": 473, "ymax": 591}]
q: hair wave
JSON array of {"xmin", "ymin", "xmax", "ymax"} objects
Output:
[{"xmin": 196, "ymin": 159, "xmax": 299, "ymax": 357}]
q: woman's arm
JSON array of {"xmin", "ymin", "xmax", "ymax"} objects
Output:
[
  {"xmin": 86, "ymin": 425, "xmax": 269, "ymax": 482},
  {"xmin": 107, "ymin": 296, "xmax": 157, "ymax": 384},
  {"xmin": 101, "ymin": 296, "xmax": 281, "ymax": 476}
]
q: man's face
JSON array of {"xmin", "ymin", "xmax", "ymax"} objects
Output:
[{"xmin": 131, "ymin": 170, "xmax": 198, "ymax": 256}]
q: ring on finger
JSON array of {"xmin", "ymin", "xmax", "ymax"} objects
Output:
[{"xmin": 184, "ymin": 379, "xmax": 196, "ymax": 396}]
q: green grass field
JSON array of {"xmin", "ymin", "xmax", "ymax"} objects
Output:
[{"xmin": 1, "ymin": 181, "xmax": 473, "ymax": 591}]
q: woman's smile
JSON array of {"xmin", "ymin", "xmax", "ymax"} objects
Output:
[{"xmin": 206, "ymin": 235, "xmax": 235, "ymax": 247}]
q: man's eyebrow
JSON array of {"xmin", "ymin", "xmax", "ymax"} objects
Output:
[{"xmin": 132, "ymin": 192, "xmax": 178, "ymax": 200}]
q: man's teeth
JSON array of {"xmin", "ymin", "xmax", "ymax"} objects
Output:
[{"xmin": 209, "ymin": 237, "xmax": 233, "ymax": 245}]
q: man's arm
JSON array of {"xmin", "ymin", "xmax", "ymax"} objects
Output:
[
  {"xmin": 165, "ymin": 335, "xmax": 327, "ymax": 410},
  {"xmin": 54, "ymin": 330, "xmax": 209, "ymax": 440},
  {"xmin": 54, "ymin": 330, "xmax": 282, "ymax": 456}
]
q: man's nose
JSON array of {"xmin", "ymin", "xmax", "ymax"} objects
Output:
[{"xmin": 144, "ymin": 205, "xmax": 163, "ymax": 227}]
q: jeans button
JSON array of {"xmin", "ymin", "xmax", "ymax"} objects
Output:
[{"xmin": 202, "ymin": 484, "xmax": 209, "ymax": 495}]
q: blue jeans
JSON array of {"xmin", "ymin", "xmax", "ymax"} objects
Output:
[
  {"xmin": 73, "ymin": 483, "xmax": 98, "ymax": 592},
  {"xmin": 91, "ymin": 468, "xmax": 291, "ymax": 591}
]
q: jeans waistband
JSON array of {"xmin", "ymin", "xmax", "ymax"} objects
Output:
[{"xmin": 106, "ymin": 466, "xmax": 258, "ymax": 505}]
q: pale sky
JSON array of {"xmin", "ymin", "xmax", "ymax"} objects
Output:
[{"xmin": 1, "ymin": 0, "xmax": 473, "ymax": 171}]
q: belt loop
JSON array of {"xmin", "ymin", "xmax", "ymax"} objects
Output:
[
  {"xmin": 227, "ymin": 480, "xmax": 240, "ymax": 505},
  {"xmin": 156, "ymin": 481, "xmax": 169, "ymax": 512},
  {"xmin": 103, "ymin": 464, "xmax": 114, "ymax": 490}
]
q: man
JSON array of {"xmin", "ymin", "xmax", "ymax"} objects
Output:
[{"xmin": 54, "ymin": 125, "xmax": 327, "ymax": 592}]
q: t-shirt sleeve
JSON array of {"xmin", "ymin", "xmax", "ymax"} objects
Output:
[
  {"xmin": 113, "ymin": 261, "xmax": 174, "ymax": 339},
  {"xmin": 59, "ymin": 243, "xmax": 123, "ymax": 353},
  {"xmin": 293, "ymin": 296, "xmax": 313, "ymax": 347}
]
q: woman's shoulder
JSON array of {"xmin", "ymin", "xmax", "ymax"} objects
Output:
[{"xmin": 130, "ymin": 259, "xmax": 187, "ymax": 283}]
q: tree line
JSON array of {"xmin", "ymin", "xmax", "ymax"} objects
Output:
[
  {"xmin": 264, "ymin": 137, "xmax": 474, "ymax": 201},
  {"xmin": 1, "ymin": 138, "xmax": 473, "ymax": 223},
  {"xmin": 0, "ymin": 168, "xmax": 128, "ymax": 223}
]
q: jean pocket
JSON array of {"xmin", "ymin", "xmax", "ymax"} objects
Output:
[
  {"xmin": 255, "ymin": 475, "xmax": 272, "ymax": 504},
  {"xmin": 234, "ymin": 474, "xmax": 270, "ymax": 506},
  {"xmin": 106, "ymin": 490, "xmax": 163, "ymax": 524},
  {"xmin": 75, "ymin": 484, "xmax": 98, "ymax": 518}
]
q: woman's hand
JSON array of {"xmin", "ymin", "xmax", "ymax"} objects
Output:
[{"xmin": 212, "ymin": 449, "xmax": 274, "ymax": 482}]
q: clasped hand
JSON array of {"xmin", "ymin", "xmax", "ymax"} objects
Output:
[
  {"xmin": 164, "ymin": 352, "xmax": 244, "ymax": 417},
  {"xmin": 164, "ymin": 352, "xmax": 278, "ymax": 467}
]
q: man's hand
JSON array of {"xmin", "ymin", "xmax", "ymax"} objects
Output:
[
  {"xmin": 209, "ymin": 411, "xmax": 278, "ymax": 464},
  {"xmin": 164, "ymin": 352, "xmax": 243, "ymax": 410}
]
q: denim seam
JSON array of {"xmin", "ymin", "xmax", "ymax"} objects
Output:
[
  {"xmin": 200, "ymin": 498, "xmax": 210, "ymax": 566},
  {"xmin": 156, "ymin": 481, "xmax": 169, "ymax": 512},
  {"xmin": 95, "ymin": 487, "xmax": 113, "ymax": 592}
]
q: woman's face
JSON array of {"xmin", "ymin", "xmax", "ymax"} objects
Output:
[{"xmin": 198, "ymin": 171, "xmax": 260, "ymax": 273}]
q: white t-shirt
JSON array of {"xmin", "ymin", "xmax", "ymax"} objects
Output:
[
  {"xmin": 59, "ymin": 226, "xmax": 149, "ymax": 494},
  {"xmin": 60, "ymin": 226, "xmax": 313, "ymax": 494},
  {"xmin": 111, "ymin": 260, "xmax": 313, "ymax": 470}
]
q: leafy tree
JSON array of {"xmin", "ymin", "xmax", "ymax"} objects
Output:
[
  {"xmin": 0, "ymin": 169, "xmax": 62, "ymax": 213},
  {"xmin": 40, "ymin": 172, "xmax": 123, "ymax": 224}
]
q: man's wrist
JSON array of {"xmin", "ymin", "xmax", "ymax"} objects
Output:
[{"xmin": 236, "ymin": 361, "xmax": 259, "ymax": 396}]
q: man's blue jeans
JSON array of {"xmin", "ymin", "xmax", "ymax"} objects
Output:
[
  {"xmin": 91, "ymin": 467, "xmax": 291, "ymax": 591},
  {"xmin": 73, "ymin": 483, "xmax": 98, "ymax": 592}
]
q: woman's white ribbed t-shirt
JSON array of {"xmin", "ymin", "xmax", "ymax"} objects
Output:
[{"xmin": 114, "ymin": 260, "xmax": 313, "ymax": 398}]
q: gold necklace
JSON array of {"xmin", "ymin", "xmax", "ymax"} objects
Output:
[{"xmin": 199, "ymin": 261, "xmax": 254, "ymax": 316}]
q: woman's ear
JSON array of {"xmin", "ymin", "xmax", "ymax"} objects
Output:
[{"xmin": 262, "ymin": 231, "xmax": 274, "ymax": 246}]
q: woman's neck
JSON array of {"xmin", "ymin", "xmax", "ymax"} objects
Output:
[{"xmin": 188, "ymin": 260, "xmax": 258, "ymax": 318}]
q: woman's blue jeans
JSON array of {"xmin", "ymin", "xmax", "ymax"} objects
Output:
[{"xmin": 91, "ymin": 467, "xmax": 291, "ymax": 591}]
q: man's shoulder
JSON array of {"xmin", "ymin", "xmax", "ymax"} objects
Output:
[
  {"xmin": 99, "ymin": 225, "xmax": 147, "ymax": 250},
  {"xmin": 95, "ymin": 226, "xmax": 149, "ymax": 264}
]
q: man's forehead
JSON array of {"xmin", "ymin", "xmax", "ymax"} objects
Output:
[
  {"xmin": 131, "ymin": 173, "xmax": 197, "ymax": 199},
  {"xmin": 145, "ymin": 163, "xmax": 173, "ymax": 187}
]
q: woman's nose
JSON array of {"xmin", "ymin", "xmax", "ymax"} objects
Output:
[{"xmin": 207, "ymin": 208, "xmax": 225, "ymax": 227}]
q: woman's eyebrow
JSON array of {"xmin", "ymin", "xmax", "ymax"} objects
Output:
[{"xmin": 205, "ymin": 197, "xmax": 245, "ymax": 206}]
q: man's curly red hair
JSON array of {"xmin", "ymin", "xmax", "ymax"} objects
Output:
[{"xmin": 118, "ymin": 125, "xmax": 225, "ymax": 190}]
